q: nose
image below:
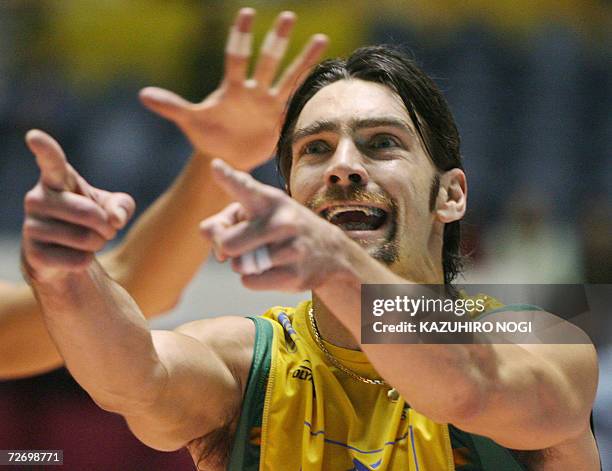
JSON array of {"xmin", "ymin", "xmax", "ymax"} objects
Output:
[{"xmin": 324, "ymin": 138, "xmax": 368, "ymax": 187}]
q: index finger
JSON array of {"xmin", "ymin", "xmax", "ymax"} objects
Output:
[
  {"xmin": 25, "ymin": 130, "xmax": 74, "ymax": 192},
  {"xmin": 211, "ymin": 159, "xmax": 278, "ymax": 217}
]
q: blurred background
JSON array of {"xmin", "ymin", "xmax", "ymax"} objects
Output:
[{"xmin": 0, "ymin": 0, "xmax": 610, "ymax": 469}]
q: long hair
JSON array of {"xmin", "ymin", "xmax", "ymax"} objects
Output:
[{"xmin": 276, "ymin": 45, "xmax": 465, "ymax": 284}]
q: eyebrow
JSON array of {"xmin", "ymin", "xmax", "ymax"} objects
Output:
[
  {"xmin": 291, "ymin": 116, "xmax": 416, "ymax": 144},
  {"xmin": 292, "ymin": 120, "xmax": 340, "ymax": 143}
]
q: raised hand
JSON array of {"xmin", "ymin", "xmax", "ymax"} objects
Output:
[
  {"xmin": 200, "ymin": 160, "xmax": 347, "ymax": 291},
  {"xmin": 139, "ymin": 8, "xmax": 328, "ymax": 171},
  {"xmin": 22, "ymin": 130, "xmax": 135, "ymax": 282}
]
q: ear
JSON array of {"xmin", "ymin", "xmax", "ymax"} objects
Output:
[{"xmin": 435, "ymin": 168, "xmax": 467, "ymax": 223}]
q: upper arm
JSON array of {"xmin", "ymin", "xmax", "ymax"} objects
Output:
[
  {"xmin": 453, "ymin": 309, "xmax": 598, "ymax": 449},
  {"xmin": 125, "ymin": 316, "xmax": 255, "ymax": 451},
  {"xmin": 0, "ymin": 280, "xmax": 15, "ymax": 291}
]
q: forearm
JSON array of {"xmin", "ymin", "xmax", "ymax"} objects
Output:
[
  {"xmin": 102, "ymin": 152, "xmax": 231, "ymax": 315},
  {"xmin": 31, "ymin": 263, "xmax": 166, "ymax": 412},
  {"xmin": 315, "ymin": 246, "xmax": 493, "ymax": 423},
  {"xmin": 316, "ymin": 249, "xmax": 596, "ymax": 443}
]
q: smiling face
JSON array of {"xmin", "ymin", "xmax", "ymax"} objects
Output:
[{"xmin": 288, "ymin": 79, "xmax": 449, "ymax": 281}]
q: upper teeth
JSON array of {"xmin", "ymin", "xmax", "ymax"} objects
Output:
[{"xmin": 324, "ymin": 205, "xmax": 383, "ymax": 220}]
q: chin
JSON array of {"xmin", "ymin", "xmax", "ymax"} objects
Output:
[
  {"xmin": 341, "ymin": 222, "xmax": 398, "ymax": 266},
  {"xmin": 371, "ymin": 244, "xmax": 399, "ymax": 266},
  {"xmin": 354, "ymin": 238, "xmax": 398, "ymax": 266}
]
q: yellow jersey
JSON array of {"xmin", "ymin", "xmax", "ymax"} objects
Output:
[{"xmin": 228, "ymin": 300, "xmax": 526, "ymax": 471}]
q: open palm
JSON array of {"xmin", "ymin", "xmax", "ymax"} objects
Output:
[{"xmin": 140, "ymin": 8, "xmax": 328, "ymax": 171}]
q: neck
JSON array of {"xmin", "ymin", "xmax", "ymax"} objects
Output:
[
  {"xmin": 395, "ymin": 240, "xmax": 445, "ymax": 284},
  {"xmin": 311, "ymin": 255, "xmax": 445, "ymax": 350},
  {"xmin": 312, "ymin": 295, "xmax": 361, "ymax": 350}
]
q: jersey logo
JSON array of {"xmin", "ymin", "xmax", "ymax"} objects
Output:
[{"xmin": 291, "ymin": 360, "xmax": 313, "ymax": 383}]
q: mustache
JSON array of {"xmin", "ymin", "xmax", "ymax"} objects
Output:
[{"xmin": 305, "ymin": 184, "xmax": 395, "ymax": 212}]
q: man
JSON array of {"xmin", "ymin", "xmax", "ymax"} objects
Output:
[
  {"xmin": 21, "ymin": 30, "xmax": 599, "ymax": 471},
  {"xmin": 1, "ymin": 8, "xmax": 326, "ymax": 379}
]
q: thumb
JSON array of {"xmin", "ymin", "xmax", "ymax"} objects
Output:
[
  {"xmin": 139, "ymin": 87, "xmax": 192, "ymax": 123},
  {"xmin": 25, "ymin": 129, "xmax": 75, "ymax": 192},
  {"xmin": 93, "ymin": 189, "xmax": 136, "ymax": 230}
]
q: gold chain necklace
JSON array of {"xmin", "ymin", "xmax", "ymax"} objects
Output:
[{"xmin": 308, "ymin": 307, "xmax": 400, "ymax": 401}]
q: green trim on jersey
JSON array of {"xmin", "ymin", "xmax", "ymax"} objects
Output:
[
  {"xmin": 228, "ymin": 317, "xmax": 273, "ymax": 471},
  {"xmin": 449, "ymin": 425, "xmax": 526, "ymax": 471},
  {"xmin": 229, "ymin": 313, "xmax": 528, "ymax": 470},
  {"xmin": 450, "ymin": 303, "xmax": 538, "ymax": 470}
]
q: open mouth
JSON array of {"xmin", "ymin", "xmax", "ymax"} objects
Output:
[{"xmin": 319, "ymin": 205, "xmax": 389, "ymax": 232}]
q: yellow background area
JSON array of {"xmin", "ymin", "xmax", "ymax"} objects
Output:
[{"xmin": 21, "ymin": 0, "xmax": 610, "ymax": 92}]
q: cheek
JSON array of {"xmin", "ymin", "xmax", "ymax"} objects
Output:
[
  {"xmin": 383, "ymin": 166, "xmax": 435, "ymax": 224},
  {"xmin": 368, "ymin": 161, "xmax": 415, "ymax": 199},
  {"xmin": 288, "ymin": 166, "xmax": 319, "ymax": 205}
]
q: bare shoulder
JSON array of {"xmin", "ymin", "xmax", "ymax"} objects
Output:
[
  {"xmin": 176, "ymin": 315, "xmax": 255, "ymax": 344},
  {"xmin": 126, "ymin": 316, "xmax": 256, "ymax": 452},
  {"xmin": 175, "ymin": 316, "xmax": 256, "ymax": 395}
]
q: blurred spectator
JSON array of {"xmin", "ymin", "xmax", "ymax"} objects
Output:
[
  {"xmin": 580, "ymin": 198, "xmax": 612, "ymax": 283},
  {"xmin": 467, "ymin": 189, "xmax": 583, "ymax": 283},
  {"xmin": 0, "ymin": 368, "xmax": 192, "ymax": 470}
]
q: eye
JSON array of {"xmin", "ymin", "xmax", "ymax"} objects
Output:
[
  {"xmin": 368, "ymin": 134, "xmax": 401, "ymax": 150},
  {"xmin": 301, "ymin": 140, "xmax": 330, "ymax": 156}
]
